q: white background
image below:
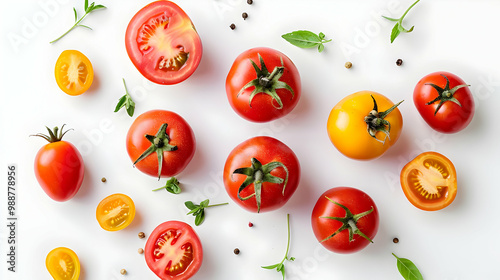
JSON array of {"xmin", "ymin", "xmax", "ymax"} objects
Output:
[{"xmin": 1, "ymin": 0, "xmax": 500, "ymax": 279}]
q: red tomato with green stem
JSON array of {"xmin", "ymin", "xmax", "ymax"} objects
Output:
[
  {"xmin": 414, "ymin": 71, "xmax": 474, "ymax": 133},
  {"xmin": 145, "ymin": 221, "xmax": 203, "ymax": 280},
  {"xmin": 223, "ymin": 136, "xmax": 300, "ymax": 213},
  {"xmin": 33, "ymin": 125, "xmax": 84, "ymax": 202},
  {"xmin": 125, "ymin": 1, "xmax": 202, "ymax": 85},
  {"xmin": 226, "ymin": 47, "xmax": 301, "ymax": 122},
  {"xmin": 126, "ymin": 110, "xmax": 195, "ymax": 179},
  {"xmin": 311, "ymin": 187, "xmax": 379, "ymax": 254}
]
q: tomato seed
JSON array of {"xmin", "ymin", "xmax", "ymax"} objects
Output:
[
  {"xmin": 138, "ymin": 248, "xmax": 144, "ymax": 254},
  {"xmin": 234, "ymin": 248, "xmax": 240, "ymax": 255},
  {"xmin": 138, "ymin": 232, "xmax": 145, "ymax": 239},
  {"xmin": 396, "ymin": 59, "xmax": 403, "ymax": 66},
  {"xmin": 101, "ymin": 177, "xmax": 107, "ymax": 182},
  {"xmin": 247, "ymin": 0, "xmax": 253, "ymax": 4},
  {"xmin": 120, "ymin": 269, "xmax": 127, "ymax": 275},
  {"xmin": 248, "ymin": 222, "xmax": 253, "ymax": 227},
  {"xmin": 242, "ymin": 12, "xmax": 248, "ymax": 20},
  {"xmin": 393, "ymin": 237, "xmax": 399, "ymax": 243},
  {"xmin": 345, "ymin": 62, "xmax": 352, "ymax": 69},
  {"xmin": 230, "ymin": 23, "xmax": 236, "ymax": 30}
]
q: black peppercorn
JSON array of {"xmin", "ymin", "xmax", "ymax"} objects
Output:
[
  {"xmin": 242, "ymin": 12, "xmax": 248, "ymax": 20},
  {"xmin": 234, "ymin": 248, "xmax": 240, "ymax": 255},
  {"xmin": 396, "ymin": 59, "xmax": 403, "ymax": 66},
  {"xmin": 230, "ymin": 23, "xmax": 236, "ymax": 30},
  {"xmin": 247, "ymin": 0, "xmax": 253, "ymax": 4}
]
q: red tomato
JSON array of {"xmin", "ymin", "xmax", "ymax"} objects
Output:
[
  {"xmin": 126, "ymin": 110, "xmax": 195, "ymax": 179},
  {"xmin": 414, "ymin": 71, "xmax": 474, "ymax": 133},
  {"xmin": 226, "ymin": 47, "xmax": 301, "ymax": 122},
  {"xmin": 33, "ymin": 126, "xmax": 84, "ymax": 202},
  {"xmin": 125, "ymin": 1, "xmax": 202, "ymax": 85},
  {"xmin": 311, "ymin": 187, "xmax": 379, "ymax": 254},
  {"xmin": 223, "ymin": 136, "xmax": 300, "ymax": 213},
  {"xmin": 145, "ymin": 221, "xmax": 203, "ymax": 280}
]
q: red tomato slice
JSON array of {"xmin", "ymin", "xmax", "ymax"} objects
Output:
[
  {"xmin": 125, "ymin": 1, "xmax": 202, "ymax": 85},
  {"xmin": 145, "ymin": 221, "xmax": 203, "ymax": 280}
]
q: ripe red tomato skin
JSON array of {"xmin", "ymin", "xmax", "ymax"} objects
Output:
[
  {"xmin": 125, "ymin": 1, "xmax": 202, "ymax": 85},
  {"xmin": 126, "ymin": 110, "xmax": 196, "ymax": 178},
  {"xmin": 145, "ymin": 220, "xmax": 203, "ymax": 280},
  {"xmin": 226, "ymin": 47, "xmax": 301, "ymax": 122},
  {"xmin": 311, "ymin": 187, "xmax": 379, "ymax": 254},
  {"xmin": 414, "ymin": 71, "xmax": 475, "ymax": 133},
  {"xmin": 34, "ymin": 141, "xmax": 84, "ymax": 202},
  {"xmin": 223, "ymin": 136, "xmax": 300, "ymax": 213}
]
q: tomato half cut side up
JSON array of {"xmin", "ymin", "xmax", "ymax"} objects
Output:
[
  {"xmin": 54, "ymin": 50, "xmax": 94, "ymax": 96},
  {"xmin": 145, "ymin": 221, "xmax": 203, "ymax": 280},
  {"xmin": 400, "ymin": 152, "xmax": 457, "ymax": 211},
  {"xmin": 46, "ymin": 247, "xmax": 80, "ymax": 280},
  {"xmin": 96, "ymin": 193, "xmax": 136, "ymax": 231},
  {"xmin": 125, "ymin": 1, "xmax": 202, "ymax": 85}
]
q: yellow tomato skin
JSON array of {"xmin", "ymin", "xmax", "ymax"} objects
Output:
[
  {"xmin": 327, "ymin": 91, "xmax": 403, "ymax": 160},
  {"xmin": 96, "ymin": 193, "xmax": 136, "ymax": 231},
  {"xmin": 54, "ymin": 50, "xmax": 94, "ymax": 96},
  {"xmin": 46, "ymin": 247, "xmax": 80, "ymax": 280}
]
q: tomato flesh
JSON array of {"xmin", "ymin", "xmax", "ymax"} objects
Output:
[
  {"xmin": 145, "ymin": 221, "xmax": 202, "ymax": 280},
  {"xmin": 401, "ymin": 152, "xmax": 457, "ymax": 211},
  {"xmin": 126, "ymin": 1, "xmax": 202, "ymax": 85},
  {"xmin": 54, "ymin": 50, "xmax": 93, "ymax": 96},
  {"xmin": 46, "ymin": 247, "xmax": 80, "ymax": 280},
  {"xmin": 96, "ymin": 194, "xmax": 135, "ymax": 231}
]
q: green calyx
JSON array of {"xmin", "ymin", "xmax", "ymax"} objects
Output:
[
  {"xmin": 238, "ymin": 54, "xmax": 294, "ymax": 109},
  {"xmin": 320, "ymin": 197, "xmax": 374, "ymax": 243},
  {"xmin": 133, "ymin": 123, "xmax": 178, "ymax": 180},
  {"xmin": 425, "ymin": 74, "xmax": 470, "ymax": 115},
  {"xmin": 232, "ymin": 157, "xmax": 289, "ymax": 213},
  {"xmin": 364, "ymin": 95, "xmax": 403, "ymax": 144},
  {"xmin": 31, "ymin": 124, "xmax": 72, "ymax": 143}
]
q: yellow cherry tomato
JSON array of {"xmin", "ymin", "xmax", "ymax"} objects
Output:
[
  {"xmin": 96, "ymin": 193, "xmax": 135, "ymax": 231},
  {"xmin": 54, "ymin": 50, "xmax": 94, "ymax": 96},
  {"xmin": 46, "ymin": 247, "xmax": 80, "ymax": 280},
  {"xmin": 327, "ymin": 91, "xmax": 403, "ymax": 160}
]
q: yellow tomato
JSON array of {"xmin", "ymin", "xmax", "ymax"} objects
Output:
[
  {"xmin": 327, "ymin": 91, "xmax": 403, "ymax": 160},
  {"xmin": 96, "ymin": 193, "xmax": 135, "ymax": 231},
  {"xmin": 46, "ymin": 247, "xmax": 80, "ymax": 280},
  {"xmin": 54, "ymin": 50, "xmax": 94, "ymax": 96}
]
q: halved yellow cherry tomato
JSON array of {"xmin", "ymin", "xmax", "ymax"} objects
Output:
[
  {"xmin": 54, "ymin": 50, "xmax": 94, "ymax": 96},
  {"xmin": 400, "ymin": 152, "xmax": 457, "ymax": 211},
  {"xmin": 96, "ymin": 193, "xmax": 135, "ymax": 231},
  {"xmin": 327, "ymin": 91, "xmax": 403, "ymax": 160},
  {"xmin": 46, "ymin": 247, "xmax": 80, "ymax": 280}
]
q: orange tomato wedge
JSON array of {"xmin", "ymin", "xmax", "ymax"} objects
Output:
[{"xmin": 400, "ymin": 151, "xmax": 457, "ymax": 211}]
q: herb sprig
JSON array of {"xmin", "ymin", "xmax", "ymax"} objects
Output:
[
  {"xmin": 281, "ymin": 30, "xmax": 332, "ymax": 53},
  {"xmin": 382, "ymin": 0, "xmax": 420, "ymax": 43},
  {"xmin": 262, "ymin": 214, "xmax": 295, "ymax": 280},
  {"xmin": 50, "ymin": 0, "xmax": 106, "ymax": 44},
  {"xmin": 392, "ymin": 253, "xmax": 424, "ymax": 280},
  {"xmin": 114, "ymin": 79, "xmax": 136, "ymax": 117},
  {"xmin": 153, "ymin": 177, "xmax": 181, "ymax": 194},
  {"xmin": 185, "ymin": 199, "xmax": 228, "ymax": 226}
]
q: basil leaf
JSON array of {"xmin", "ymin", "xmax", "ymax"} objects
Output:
[
  {"xmin": 282, "ymin": 30, "xmax": 321, "ymax": 49},
  {"xmin": 317, "ymin": 43, "xmax": 325, "ymax": 53},
  {"xmin": 392, "ymin": 253, "xmax": 423, "ymax": 280},
  {"xmin": 200, "ymin": 199, "xmax": 209, "ymax": 208},
  {"xmin": 126, "ymin": 102, "xmax": 135, "ymax": 117},
  {"xmin": 185, "ymin": 201, "xmax": 196, "ymax": 210},
  {"xmin": 194, "ymin": 210, "xmax": 205, "ymax": 226},
  {"xmin": 73, "ymin": 7, "xmax": 78, "ymax": 22},
  {"xmin": 390, "ymin": 23, "xmax": 401, "ymax": 43},
  {"xmin": 114, "ymin": 96, "xmax": 126, "ymax": 112},
  {"xmin": 262, "ymin": 263, "xmax": 280, "ymax": 270}
]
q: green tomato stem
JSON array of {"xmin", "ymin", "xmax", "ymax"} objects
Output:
[{"xmin": 206, "ymin": 202, "xmax": 229, "ymax": 208}]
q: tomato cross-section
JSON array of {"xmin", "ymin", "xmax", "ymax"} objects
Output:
[{"xmin": 400, "ymin": 152, "xmax": 457, "ymax": 211}]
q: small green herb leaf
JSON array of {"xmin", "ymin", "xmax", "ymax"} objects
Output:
[
  {"xmin": 153, "ymin": 177, "xmax": 181, "ymax": 194},
  {"xmin": 392, "ymin": 253, "xmax": 424, "ymax": 280},
  {"xmin": 50, "ymin": 1, "xmax": 106, "ymax": 44},
  {"xmin": 114, "ymin": 78, "xmax": 136, "ymax": 117},
  {"xmin": 382, "ymin": 0, "xmax": 419, "ymax": 43},
  {"xmin": 281, "ymin": 30, "xmax": 332, "ymax": 53},
  {"xmin": 185, "ymin": 199, "xmax": 228, "ymax": 226},
  {"xmin": 261, "ymin": 214, "xmax": 294, "ymax": 280}
]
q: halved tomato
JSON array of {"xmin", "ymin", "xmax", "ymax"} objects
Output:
[
  {"xmin": 125, "ymin": 1, "xmax": 202, "ymax": 85},
  {"xmin": 145, "ymin": 221, "xmax": 203, "ymax": 280},
  {"xmin": 96, "ymin": 193, "xmax": 136, "ymax": 231},
  {"xmin": 46, "ymin": 247, "xmax": 80, "ymax": 280},
  {"xmin": 400, "ymin": 152, "xmax": 457, "ymax": 211},
  {"xmin": 54, "ymin": 50, "xmax": 94, "ymax": 96}
]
